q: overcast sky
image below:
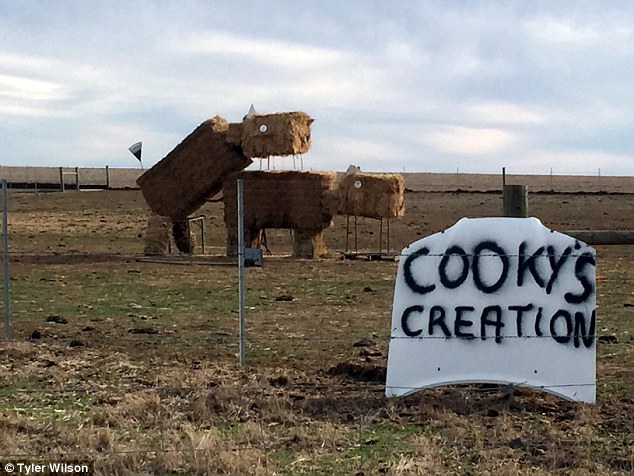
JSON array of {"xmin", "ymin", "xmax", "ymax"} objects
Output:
[{"xmin": 1, "ymin": 1, "xmax": 633, "ymax": 175}]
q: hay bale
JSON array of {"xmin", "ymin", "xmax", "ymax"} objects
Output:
[
  {"xmin": 226, "ymin": 122, "xmax": 242, "ymax": 146},
  {"xmin": 225, "ymin": 226, "xmax": 260, "ymax": 256},
  {"xmin": 143, "ymin": 214, "xmax": 171, "ymax": 256},
  {"xmin": 292, "ymin": 229, "xmax": 327, "ymax": 258},
  {"xmin": 137, "ymin": 116, "xmax": 252, "ymax": 219},
  {"xmin": 223, "ymin": 170, "xmax": 336, "ymax": 231},
  {"xmin": 172, "ymin": 221, "xmax": 196, "ymax": 254},
  {"xmin": 225, "ymin": 227, "xmax": 328, "ymax": 258},
  {"xmin": 322, "ymin": 189, "xmax": 340, "ymax": 217},
  {"xmin": 223, "ymin": 170, "xmax": 335, "ymax": 258},
  {"xmin": 338, "ymin": 173, "xmax": 405, "ymax": 219},
  {"xmin": 241, "ymin": 112, "xmax": 313, "ymax": 158}
]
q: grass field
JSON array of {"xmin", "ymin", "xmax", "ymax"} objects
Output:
[{"xmin": 0, "ymin": 179, "xmax": 633, "ymax": 475}]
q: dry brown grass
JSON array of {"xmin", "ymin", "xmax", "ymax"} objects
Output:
[{"xmin": 0, "ymin": 181, "xmax": 632, "ymax": 474}]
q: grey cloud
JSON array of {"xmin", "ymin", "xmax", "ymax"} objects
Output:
[{"xmin": 0, "ymin": 1, "xmax": 632, "ymax": 175}]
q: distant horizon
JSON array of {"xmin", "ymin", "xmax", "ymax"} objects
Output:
[{"xmin": 0, "ymin": 163, "xmax": 631, "ymax": 178}]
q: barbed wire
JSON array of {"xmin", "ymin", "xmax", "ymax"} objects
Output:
[
  {"xmin": 4, "ymin": 250, "xmax": 615, "ymax": 259},
  {"xmin": 387, "ymin": 334, "xmax": 603, "ymax": 340},
  {"xmin": 5, "ymin": 335, "xmax": 630, "ymax": 350},
  {"xmin": 4, "ymin": 331, "xmax": 631, "ymax": 347},
  {"xmin": 1, "ymin": 379, "xmax": 630, "ymax": 396}
]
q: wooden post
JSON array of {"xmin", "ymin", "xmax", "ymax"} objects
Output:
[
  {"xmin": 75, "ymin": 166, "xmax": 80, "ymax": 191},
  {"xmin": 59, "ymin": 167, "xmax": 65, "ymax": 192},
  {"xmin": 105, "ymin": 165, "xmax": 110, "ymax": 189},
  {"xmin": 502, "ymin": 167, "xmax": 506, "ymax": 187},
  {"xmin": 503, "ymin": 184, "xmax": 528, "ymax": 217}
]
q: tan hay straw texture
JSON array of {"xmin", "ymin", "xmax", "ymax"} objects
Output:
[
  {"xmin": 338, "ymin": 173, "xmax": 405, "ymax": 219},
  {"xmin": 223, "ymin": 170, "xmax": 336, "ymax": 231},
  {"xmin": 143, "ymin": 214, "xmax": 171, "ymax": 256},
  {"xmin": 241, "ymin": 112, "xmax": 313, "ymax": 158},
  {"xmin": 137, "ymin": 116, "xmax": 252, "ymax": 219},
  {"xmin": 226, "ymin": 122, "xmax": 242, "ymax": 146},
  {"xmin": 292, "ymin": 229, "xmax": 327, "ymax": 259},
  {"xmin": 223, "ymin": 170, "xmax": 336, "ymax": 257},
  {"xmin": 172, "ymin": 221, "xmax": 196, "ymax": 254}
]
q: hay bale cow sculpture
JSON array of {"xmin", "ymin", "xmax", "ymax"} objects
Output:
[
  {"xmin": 137, "ymin": 111, "xmax": 404, "ymax": 258},
  {"xmin": 137, "ymin": 112, "xmax": 314, "ymax": 254}
]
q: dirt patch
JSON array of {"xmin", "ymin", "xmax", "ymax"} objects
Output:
[{"xmin": 326, "ymin": 362, "xmax": 387, "ymax": 383}]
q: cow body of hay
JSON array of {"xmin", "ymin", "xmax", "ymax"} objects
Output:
[
  {"xmin": 338, "ymin": 173, "xmax": 405, "ymax": 219},
  {"xmin": 223, "ymin": 170, "xmax": 335, "ymax": 258},
  {"xmin": 137, "ymin": 116, "xmax": 252, "ymax": 219},
  {"xmin": 240, "ymin": 112, "xmax": 313, "ymax": 158}
]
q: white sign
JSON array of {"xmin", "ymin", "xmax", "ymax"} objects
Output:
[{"xmin": 386, "ymin": 217, "xmax": 596, "ymax": 403}]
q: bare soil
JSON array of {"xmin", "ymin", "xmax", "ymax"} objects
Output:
[{"xmin": 0, "ymin": 175, "xmax": 633, "ymax": 475}]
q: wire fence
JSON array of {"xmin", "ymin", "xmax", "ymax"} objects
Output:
[
  {"xmin": 402, "ymin": 170, "xmax": 634, "ymax": 194},
  {"xmin": 2, "ymin": 166, "xmax": 634, "ymax": 193},
  {"xmin": 0, "ymin": 165, "xmax": 142, "ymax": 190},
  {"xmin": 0, "ymin": 181, "xmax": 632, "ymax": 475}
]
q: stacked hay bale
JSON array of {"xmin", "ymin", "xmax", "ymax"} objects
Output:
[
  {"xmin": 137, "ymin": 115, "xmax": 252, "ymax": 255},
  {"xmin": 172, "ymin": 221, "xmax": 197, "ymax": 254},
  {"xmin": 293, "ymin": 229, "xmax": 327, "ymax": 258},
  {"xmin": 223, "ymin": 170, "xmax": 336, "ymax": 258},
  {"xmin": 143, "ymin": 214, "xmax": 171, "ymax": 256},
  {"xmin": 137, "ymin": 115, "xmax": 252, "ymax": 220},
  {"xmin": 338, "ymin": 172, "xmax": 405, "ymax": 219},
  {"xmin": 240, "ymin": 112, "xmax": 313, "ymax": 158},
  {"xmin": 225, "ymin": 122, "xmax": 243, "ymax": 146},
  {"xmin": 137, "ymin": 110, "xmax": 324, "ymax": 257}
]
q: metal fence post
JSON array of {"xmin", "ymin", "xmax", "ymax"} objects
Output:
[
  {"xmin": 2, "ymin": 180, "xmax": 10, "ymax": 341},
  {"xmin": 237, "ymin": 178, "xmax": 245, "ymax": 365}
]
